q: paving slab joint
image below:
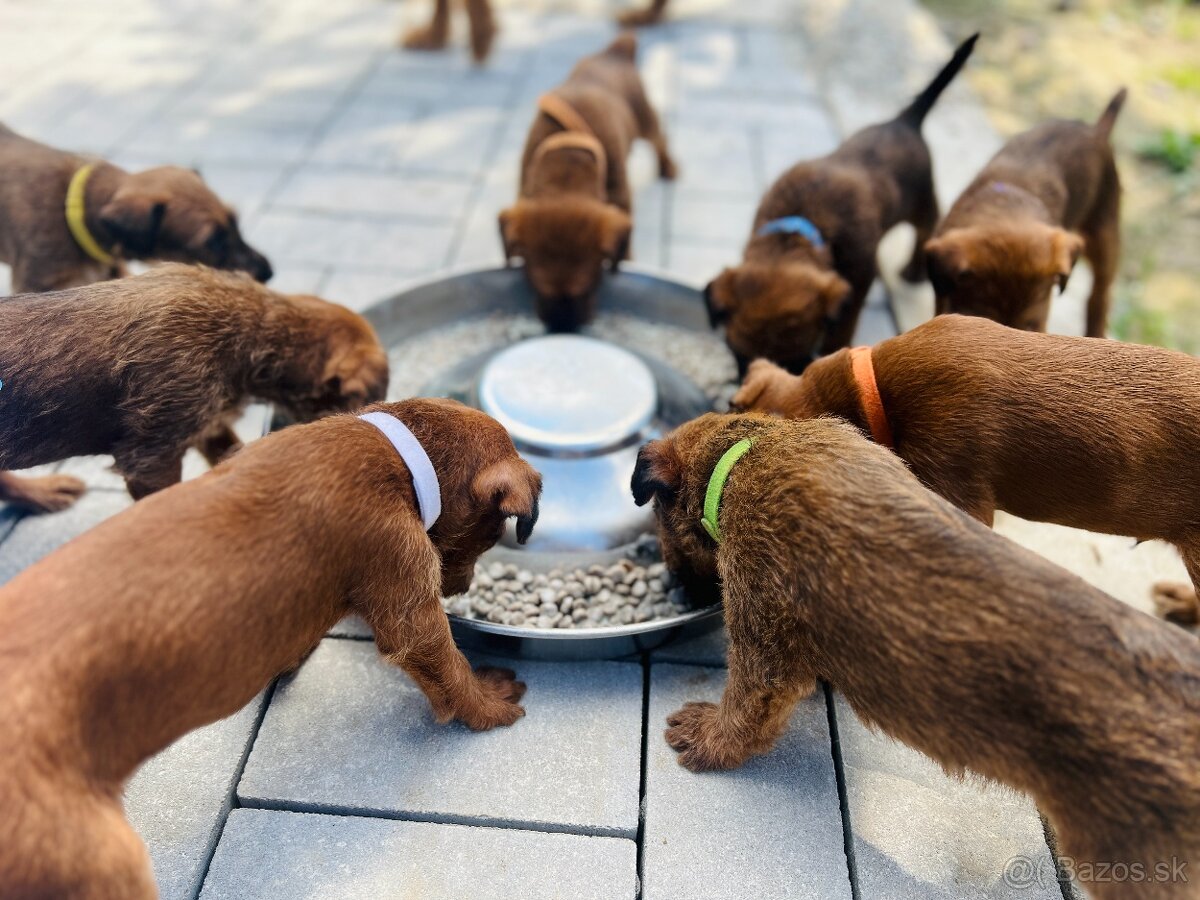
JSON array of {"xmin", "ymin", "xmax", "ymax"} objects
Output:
[
  {"xmin": 823, "ymin": 682, "xmax": 861, "ymax": 900},
  {"xmin": 634, "ymin": 660, "xmax": 651, "ymax": 899}
]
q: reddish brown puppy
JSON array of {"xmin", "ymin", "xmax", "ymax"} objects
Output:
[
  {"xmin": 705, "ymin": 35, "xmax": 976, "ymax": 376},
  {"xmin": 401, "ymin": 0, "xmax": 496, "ymax": 64},
  {"xmin": 0, "ymin": 264, "xmax": 388, "ymax": 512},
  {"xmin": 925, "ymin": 89, "xmax": 1126, "ymax": 336},
  {"xmin": 616, "ymin": 0, "xmax": 670, "ymax": 27},
  {"xmin": 0, "ymin": 123, "xmax": 271, "ymax": 294},
  {"xmin": 0, "ymin": 398, "xmax": 540, "ymax": 900},
  {"xmin": 633, "ymin": 414, "xmax": 1200, "ymax": 900},
  {"xmin": 499, "ymin": 33, "xmax": 676, "ymax": 331},
  {"xmin": 731, "ymin": 314, "xmax": 1200, "ymax": 624}
]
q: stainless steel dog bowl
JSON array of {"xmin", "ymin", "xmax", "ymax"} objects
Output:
[{"xmin": 356, "ymin": 266, "xmax": 728, "ymax": 660}]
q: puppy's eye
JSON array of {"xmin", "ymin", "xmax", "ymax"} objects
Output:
[{"xmin": 206, "ymin": 229, "xmax": 229, "ymax": 260}]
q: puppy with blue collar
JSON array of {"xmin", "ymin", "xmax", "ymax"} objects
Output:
[
  {"xmin": 0, "ymin": 398, "xmax": 541, "ymax": 899},
  {"xmin": 704, "ymin": 35, "xmax": 977, "ymax": 377}
]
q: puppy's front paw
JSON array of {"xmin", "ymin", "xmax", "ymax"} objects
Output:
[
  {"xmin": 461, "ymin": 665, "xmax": 527, "ymax": 730},
  {"xmin": 1152, "ymin": 581, "xmax": 1200, "ymax": 626},
  {"xmin": 5, "ymin": 474, "xmax": 87, "ymax": 513},
  {"xmin": 401, "ymin": 24, "xmax": 449, "ymax": 51},
  {"xmin": 665, "ymin": 701, "xmax": 745, "ymax": 772}
]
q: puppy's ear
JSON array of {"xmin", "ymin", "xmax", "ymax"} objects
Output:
[
  {"xmin": 818, "ymin": 272, "xmax": 851, "ymax": 318},
  {"xmin": 99, "ymin": 190, "xmax": 167, "ymax": 257},
  {"xmin": 924, "ymin": 233, "xmax": 972, "ymax": 293},
  {"xmin": 599, "ymin": 207, "xmax": 632, "ymax": 270},
  {"xmin": 498, "ymin": 208, "xmax": 521, "ymax": 267},
  {"xmin": 632, "ymin": 439, "xmax": 683, "ymax": 507},
  {"xmin": 731, "ymin": 358, "xmax": 782, "ymax": 411},
  {"xmin": 1050, "ymin": 228, "xmax": 1085, "ymax": 292},
  {"xmin": 703, "ymin": 269, "xmax": 736, "ymax": 329},
  {"xmin": 473, "ymin": 457, "xmax": 543, "ymax": 544}
]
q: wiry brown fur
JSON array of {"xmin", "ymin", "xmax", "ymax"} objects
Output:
[
  {"xmin": 926, "ymin": 89, "xmax": 1126, "ymax": 336},
  {"xmin": 0, "ymin": 398, "xmax": 541, "ymax": 900},
  {"xmin": 400, "ymin": 0, "xmax": 496, "ymax": 64},
  {"xmin": 732, "ymin": 314, "xmax": 1200, "ymax": 626},
  {"xmin": 0, "ymin": 123, "xmax": 271, "ymax": 294},
  {"xmin": 705, "ymin": 35, "xmax": 976, "ymax": 376},
  {"xmin": 0, "ymin": 265, "xmax": 387, "ymax": 511},
  {"xmin": 633, "ymin": 413, "xmax": 1200, "ymax": 899},
  {"xmin": 499, "ymin": 33, "xmax": 676, "ymax": 331}
]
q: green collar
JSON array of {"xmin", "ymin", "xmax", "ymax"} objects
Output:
[{"xmin": 701, "ymin": 438, "xmax": 754, "ymax": 543}]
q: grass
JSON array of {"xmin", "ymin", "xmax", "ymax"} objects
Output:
[{"xmin": 921, "ymin": 0, "xmax": 1200, "ymax": 352}]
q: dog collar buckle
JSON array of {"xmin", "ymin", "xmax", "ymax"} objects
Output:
[
  {"xmin": 65, "ymin": 163, "xmax": 116, "ymax": 267},
  {"xmin": 757, "ymin": 215, "xmax": 825, "ymax": 250},
  {"xmin": 701, "ymin": 438, "xmax": 754, "ymax": 543},
  {"xmin": 359, "ymin": 412, "xmax": 442, "ymax": 531}
]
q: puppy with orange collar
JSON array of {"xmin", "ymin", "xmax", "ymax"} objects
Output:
[
  {"xmin": 732, "ymin": 313, "xmax": 1200, "ymax": 624},
  {"xmin": 0, "ymin": 398, "xmax": 541, "ymax": 900},
  {"xmin": 499, "ymin": 33, "xmax": 676, "ymax": 332}
]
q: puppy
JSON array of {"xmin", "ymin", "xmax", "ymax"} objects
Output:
[
  {"xmin": 0, "ymin": 397, "xmax": 541, "ymax": 900},
  {"xmin": 731, "ymin": 313, "xmax": 1200, "ymax": 625},
  {"xmin": 401, "ymin": 0, "xmax": 496, "ymax": 64},
  {"xmin": 925, "ymin": 89, "xmax": 1126, "ymax": 336},
  {"xmin": 632, "ymin": 413, "xmax": 1200, "ymax": 899},
  {"xmin": 499, "ymin": 33, "xmax": 676, "ymax": 331},
  {"xmin": 0, "ymin": 264, "xmax": 388, "ymax": 510},
  {"xmin": 616, "ymin": 0, "xmax": 670, "ymax": 27},
  {"xmin": 0, "ymin": 123, "xmax": 272, "ymax": 294},
  {"xmin": 705, "ymin": 35, "xmax": 977, "ymax": 376}
]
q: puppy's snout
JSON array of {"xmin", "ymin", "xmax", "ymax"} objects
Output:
[{"xmin": 249, "ymin": 253, "xmax": 274, "ymax": 283}]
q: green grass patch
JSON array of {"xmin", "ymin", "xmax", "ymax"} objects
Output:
[{"xmin": 1138, "ymin": 129, "xmax": 1200, "ymax": 173}]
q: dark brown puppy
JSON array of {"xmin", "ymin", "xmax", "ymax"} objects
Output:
[
  {"xmin": 731, "ymin": 314, "xmax": 1200, "ymax": 625},
  {"xmin": 632, "ymin": 414, "xmax": 1200, "ymax": 900},
  {"xmin": 0, "ymin": 398, "xmax": 541, "ymax": 900},
  {"xmin": 499, "ymin": 33, "xmax": 676, "ymax": 331},
  {"xmin": 705, "ymin": 35, "xmax": 976, "ymax": 377},
  {"xmin": 0, "ymin": 264, "xmax": 388, "ymax": 511},
  {"xmin": 401, "ymin": 0, "xmax": 496, "ymax": 64},
  {"xmin": 617, "ymin": 0, "xmax": 670, "ymax": 27},
  {"xmin": 925, "ymin": 89, "xmax": 1126, "ymax": 336},
  {"xmin": 0, "ymin": 123, "xmax": 271, "ymax": 294}
]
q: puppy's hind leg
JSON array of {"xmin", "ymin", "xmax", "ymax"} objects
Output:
[
  {"xmin": 464, "ymin": 0, "xmax": 496, "ymax": 63},
  {"xmin": 900, "ymin": 167, "xmax": 939, "ymax": 284},
  {"xmin": 617, "ymin": 0, "xmax": 669, "ymax": 27},
  {"xmin": 401, "ymin": 0, "xmax": 451, "ymax": 52},
  {"xmin": 0, "ymin": 470, "xmax": 87, "ymax": 513},
  {"xmin": 665, "ymin": 563, "xmax": 815, "ymax": 772},
  {"xmin": 195, "ymin": 422, "xmax": 243, "ymax": 468},
  {"xmin": 118, "ymin": 452, "xmax": 184, "ymax": 501},
  {"xmin": 1152, "ymin": 531, "xmax": 1200, "ymax": 627},
  {"xmin": 1080, "ymin": 183, "xmax": 1119, "ymax": 339},
  {"xmin": 627, "ymin": 68, "xmax": 677, "ymax": 180}
]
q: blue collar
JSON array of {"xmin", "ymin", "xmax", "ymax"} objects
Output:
[{"xmin": 757, "ymin": 215, "xmax": 825, "ymax": 249}]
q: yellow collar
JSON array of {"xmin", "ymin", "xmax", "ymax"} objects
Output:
[{"xmin": 65, "ymin": 164, "xmax": 115, "ymax": 266}]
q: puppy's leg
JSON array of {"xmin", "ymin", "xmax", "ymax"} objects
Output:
[
  {"xmin": 195, "ymin": 423, "xmax": 243, "ymax": 467},
  {"xmin": 1152, "ymin": 532, "xmax": 1200, "ymax": 626},
  {"xmin": 463, "ymin": 0, "xmax": 496, "ymax": 62},
  {"xmin": 900, "ymin": 171, "xmax": 939, "ymax": 284},
  {"xmin": 665, "ymin": 565, "xmax": 815, "ymax": 771},
  {"xmin": 821, "ymin": 277, "xmax": 872, "ymax": 354},
  {"xmin": 1081, "ymin": 204, "xmax": 1119, "ymax": 339},
  {"xmin": 120, "ymin": 454, "xmax": 184, "ymax": 501},
  {"xmin": 628, "ymin": 72, "xmax": 677, "ymax": 180},
  {"xmin": 617, "ymin": 0, "xmax": 669, "ymax": 27},
  {"xmin": 0, "ymin": 470, "xmax": 87, "ymax": 513},
  {"xmin": 401, "ymin": 0, "xmax": 450, "ymax": 52}
]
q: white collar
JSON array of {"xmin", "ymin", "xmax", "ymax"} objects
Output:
[{"xmin": 359, "ymin": 412, "xmax": 442, "ymax": 531}]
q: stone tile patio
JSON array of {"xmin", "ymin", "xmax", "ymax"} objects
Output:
[{"xmin": 0, "ymin": 0, "xmax": 1190, "ymax": 898}]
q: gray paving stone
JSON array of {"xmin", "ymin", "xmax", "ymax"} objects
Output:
[
  {"xmin": 126, "ymin": 693, "xmax": 268, "ymax": 900},
  {"xmin": 302, "ymin": 97, "xmax": 426, "ymax": 170},
  {"xmin": 834, "ymin": 696, "xmax": 1059, "ymax": 900},
  {"xmin": 238, "ymin": 639, "xmax": 643, "ymax": 837},
  {"xmin": 664, "ymin": 241, "xmax": 742, "ymax": 285},
  {"xmin": 643, "ymin": 665, "xmax": 851, "ymax": 899},
  {"xmin": 273, "ymin": 167, "xmax": 474, "ymax": 221},
  {"xmin": 320, "ymin": 268, "xmax": 418, "ymax": 313},
  {"xmin": 247, "ymin": 210, "xmax": 456, "ymax": 272},
  {"xmin": 669, "ymin": 124, "xmax": 760, "ymax": 197},
  {"xmin": 669, "ymin": 190, "xmax": 758, "ymax": 246},
  {"xmin": 0, "ymin": 488, "xmax": 132, "ymax": 586},
  {"xmin": 200, "ymin": 809, "xmax": 638, "ymax": 900}
]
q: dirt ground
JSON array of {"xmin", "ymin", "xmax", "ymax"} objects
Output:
[{"xmin": 923, "ymin": 0, "xmax": 1200, "ymax": 352}]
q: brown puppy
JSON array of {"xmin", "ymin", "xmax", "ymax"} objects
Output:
[
  {"xmin": 925, "ymin": 89, "xmax": 1126, "ymax": 336},
  {"xmin": 632, "ymin": 414, "xmax": 1200, "ymax": 899},
  {"xmin": 617, "ymin": 0, "xmax": 670, "ymax": 27},
  {"xmin": 0, "ymin": 398, "xmax": 541, "ymax": 900},
  {"xmin": 0, "ymin": 123, "xmax": 272, "ymax": 294},
  {"xmin": 401, "ymin": 0, "xmax": 496, "ymax": 64},
  {"xmin": 0, "ymin": 264, "xmax": 388, "ymax": 511},
  {"xmin": 731, "ymin": 314, "xmax": 1200, "ymax": 625},
  {"xmin": 499, "ymin": 33, "xmax": 676, "ymax": 331},
  {"xmin": 705, "ymin": 35, "xmax": 976, "ymax": 377}
]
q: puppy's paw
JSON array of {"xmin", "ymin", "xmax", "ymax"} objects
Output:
[
  {"xmin": 664, "ymin": 701, "xmax": 745, "ymax": 772},
  {"xmin": 658, "ymin": 154, "xmax": 678, "ymax": 181},
  {"xmin": 468, "ymin": 17, "xmax": 496, "ymax": 63},
  {"xmin": 616, "ymin": 6, "xmax": 663, "ymax": 27},
  {"xmin": 1152, "ymin": 581, "xmax": 1200, "ymax": 626},
  {"xmin": 5, "ymin": 474, "xmax": 87, "ymax": 513},
  {"xmin": 461, "ymin": 665, "xmax": 526, "ymax": 730},
  {"xmin": 400, "ymin": 24, "xmax": 449, "ymax": 51}
]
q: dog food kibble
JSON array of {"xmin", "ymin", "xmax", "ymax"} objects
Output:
[{"xmin": 443, "ymin": 556, "xmax": 693, "ymax": 629}]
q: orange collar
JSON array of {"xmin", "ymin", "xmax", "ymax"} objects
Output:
[
  {"xmin": 849, "ymin": 346, "xmax": 894, "ymax": 449},
  {"xmin": 536, "ymin": 93, "xmax": 608, "ymax": 185}
]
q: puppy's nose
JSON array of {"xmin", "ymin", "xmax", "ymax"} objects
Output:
[{"xmin": 253, "ymin": 256, "xmax": 274, "ymax": 283}]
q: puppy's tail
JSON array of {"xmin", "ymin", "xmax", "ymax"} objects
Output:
[
  {"xmin": 1094, "ymin": 87, "xmax": 1128, "ymax": 141},
  {"xmin": 897, "ymin": 32, "xmax": 979, "ymax": 129},
  {"xmin": 605, "ymin": 31, "xmax": 638, "ymax": 60}
]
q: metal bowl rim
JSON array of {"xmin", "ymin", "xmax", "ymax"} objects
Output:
[{"xmin": 446, "ymin": 602, "xmax": 723, "ymax": 640}]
